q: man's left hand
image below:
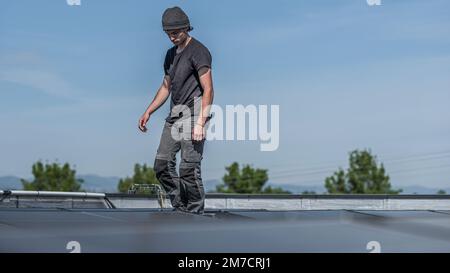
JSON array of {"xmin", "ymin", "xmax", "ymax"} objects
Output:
[{"xmin": 192, "ymin": 124, "xmax": 205, "ymax": 141}]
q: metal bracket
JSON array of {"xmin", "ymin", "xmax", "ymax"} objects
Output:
[{"xmin": 128, "ymin": 184, "xmax": 166, "ymax": 209}]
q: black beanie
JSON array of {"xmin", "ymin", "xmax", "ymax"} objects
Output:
[{"xmin": 162, "ymin": 6, "xmax": 193, "ymax": 31}]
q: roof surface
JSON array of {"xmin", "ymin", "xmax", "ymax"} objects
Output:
[{"xmin": 1, "ymin": 208, "xmax": 450, "ymax": 252}]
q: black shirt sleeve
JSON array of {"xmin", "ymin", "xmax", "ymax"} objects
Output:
[
  {"xmin": 191, "ymin": 46, "xmax": 212, "ymax": 74},
  {"xmin": 164, "ymin": 49, "xmax": 173, "ymax": 76}
]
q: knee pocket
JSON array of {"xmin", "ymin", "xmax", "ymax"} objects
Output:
[
  {"xmin": 180, "ymin": 154, "xmax": 202, "ymax": 170},
  {"xmin": 181, "ymin": 142, "xmax": 204, "ymax": 164}
]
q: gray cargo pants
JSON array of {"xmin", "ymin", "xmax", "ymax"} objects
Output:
[{"xmin": 153, "ymin": 120, "xmax": 206, "ymax": 214}]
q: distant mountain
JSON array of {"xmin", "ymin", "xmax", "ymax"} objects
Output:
[
  {"xmin": 78, "ymin": 174, "xmax": 120, "ymax": 193},
  {"xmin": 204, "ymin": 179, "xmax": 221, "ymax": 193},
  {"xmin": 267, "ymin": 183, "xmax": 326, "ymax": 194},
  {"xmin": 204, "ymin": 179, "xmax": 326, "ymax": 194},
  {"xmin": 0, "ymin": 175, "xmax": 120, "ymax": 193},
  {"xmin": 0, "ymin": 176, "xmax": 22, "ymax": 190},
  {"xmin": 1, "ymin": 175, "xmax": 449, "ymax": 194},
  {"xmin": 204, "ymin": 180, "xmax": 450, "ymax": 195},
  {"xmin": 269, "ymin": 184, "xmax": 450, "ymax": 195},
  {"xmin": 399, "ymin": 185, "xmax": 449, "ymax": 194},
  {"xmin": 0, "ymin": 175, "xmax": 217, "ymax": 193}
]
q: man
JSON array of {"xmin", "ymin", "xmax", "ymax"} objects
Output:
[{"xmin": 138, "ymin": 6, "xmax": 214, "ymax": 214}]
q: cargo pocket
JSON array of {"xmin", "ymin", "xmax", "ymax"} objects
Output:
[
  {"xmin": 181, "ymin": 139, "xmax": 204, "ymax": 163},
  {"xmin": 179, "ymin": 140, "xmax": 205, "ymax": 203}
]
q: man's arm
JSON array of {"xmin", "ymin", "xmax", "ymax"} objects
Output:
[
  {"xmin": 196, "ymin": 69, "xmax": 214, "ymax": 126},
  {"xmin": 138, "ymin": 76, "xmax": 171, "ymax": 132},
  {"xmin": 145, "ymin": 75, "xmax": 171, "ymax": 116},
  {"xmin": 192, "ymin": 69, "xmax": 213, "ymax": 140}
]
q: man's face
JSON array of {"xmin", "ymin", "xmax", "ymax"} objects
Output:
[{"xmin": 165, "ymin": 28, "xmax": 188, "ymax": 46}]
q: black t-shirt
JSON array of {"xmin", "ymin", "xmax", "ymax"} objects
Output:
[{"xmin": 164, "ymin": 37, "xmax": 212, "ymax": 124}]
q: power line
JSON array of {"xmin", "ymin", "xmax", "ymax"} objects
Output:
[
  {"xmin": 268, "ymin": 160, "xmax": 450, "ymax": 180},
  {"xmin": 390, "ymin": 164, "xmax": 450, "ymax": 175},
  {"xmin": 260, "ymin": 149, "xmax": 450, "ymax": 172},
  {"xmin": 203, "ymin": 149, "xmax": 450, "ymax": 181},
  {"xmin": 262, "ymin": 151, "xmax": 450, "ymax": 176}
]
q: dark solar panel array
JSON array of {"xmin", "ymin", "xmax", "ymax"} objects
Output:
[{"xmin": 1, "ymin": 208, "xmax": 450, "ymax": 252}]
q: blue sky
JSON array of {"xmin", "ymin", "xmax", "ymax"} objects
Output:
[{"xmin": 1, "ymin": 0, "xmax": 449, "ymax": 189}]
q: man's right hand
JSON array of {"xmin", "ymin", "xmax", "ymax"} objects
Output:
[
  {"xmin": 138, "ymin": 113, "xmax": 150, "ymax": 133},
  {"xmin": 138, "ymin": 76, "xmax": 171, "ymax": 133}
]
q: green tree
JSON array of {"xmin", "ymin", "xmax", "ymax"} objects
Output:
[
  {"xmin": 437, "ymin": 189, "xmax": 447, "ymax": 195},
  {"xmin": 215, "ymin": 162, "xmax": 290, "ymax": 194},
  {"xmin": 117, "ymin": 163, "xmax": 159, "ymax": 193},
  {"xmin": 325, "ymin": 149, "xmax": 402, "ymax": 194},
  {"xmin": 21, "ymin": 161, "xmax": 83, "ymax": 191}
]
